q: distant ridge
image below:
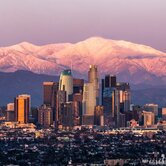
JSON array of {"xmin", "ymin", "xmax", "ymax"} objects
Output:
[
  {"xmin": 0, "ymin": 70, "xmax": 58, "ymax": 106},
  {"xmin": 0, "ymin": 37, "xmax": 166, "ymax": 85},
  {"xmin": 0, "ymin": 70, "xmax": 166, "ymax": 107}
]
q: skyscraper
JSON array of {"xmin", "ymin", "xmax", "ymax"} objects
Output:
[
  {"xmin": 43, "ymin": 82, "xmax": 58, "ymax": 122},
  {"xmin": 14, "ymin": 94, "xmax": 31, "ymax": 124},
  {"xmin": 56, "ymin": 90, "xmax": 66, "ymax": 126},
  {"xmin": 88, "ymin": 65, "xmax": 99, "ymax": 104},
  {"xmin": 102, "ymin": 75, "xmax": 117, "ymax": 127},
  {"xmin": 117, "ymin": 82, "xmax": 131, "ymax": 113},
  {"xmin": 43, "ymin": 82, "xmax": 58, "ymax": 107},
  {"xmin": 82, "ymin": 65, "xmax": 99, "ymax": 125},
  {"xmin": 112, "ymin": 89, "xmax": 120, "ymax": 127},
  {"xmin": 59, "ymin": 69, "xmax": 73, "ymax": 101},
  {"xmin": 73, "ymin": 93, "xmax": 83, "ymax": 125},
  {"xmin": 104, "ymin": 75, "xmax": 116, "ymax": 88}
]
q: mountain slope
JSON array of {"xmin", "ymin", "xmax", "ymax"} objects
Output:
[
  {"xmin": 0, "ymin": 37, "xmax": 166, "ymax": 85},
  {"xmin": 0, "ymin": 70, "xmax": 59, "ymax": 106},
  {"xmin": 0, "ymin": 70, "xmax": 165, "ymax": 107}
]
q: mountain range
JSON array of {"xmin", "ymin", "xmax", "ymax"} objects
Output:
[
  {"xmin": 0, "ymin": 37, "xmax": 166, "ymax": 107},
  {"xmin": 0, "ymin": 37, "xmax": 166, "ymax": 85}
]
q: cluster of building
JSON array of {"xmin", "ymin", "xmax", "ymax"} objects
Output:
[{"xmin": 5, "ymin": 65, "xmax": 166, "ymax": 130}]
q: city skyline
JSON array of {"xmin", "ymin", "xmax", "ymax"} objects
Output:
[
  {"xmin": 0, "ymin": 0, "xmax": 165, "ymax": 52},
  {"xmin": 4, "ymin": 65, "xmax": 158, "ymax": 127},
  {"xmin": 0, "ymin": 1, "xmax": 166, "ymax": 165}
]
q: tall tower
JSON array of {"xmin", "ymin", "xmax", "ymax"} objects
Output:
[
  {"xmin": 82, "ymin": 65, "xmax": 99, "ymax": 125},
  {"xmin": 102, "ymin": 75, "xmax": 117, "ymax": 127},
  {"xmin": 88, "ymin": 65, "xmax": 99, "ymax": 104},
  {"xmin": 59, "ymin": 69, "xmax": 73, "ymax": 101},
  {"xmin": 14, "ymin": 94, "xmax": 31, "ymax": 124},
  {"xmin": 43, "ymin": 82, "xmax": 58, "ymax": 122}
]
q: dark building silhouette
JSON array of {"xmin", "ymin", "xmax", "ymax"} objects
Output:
[
  {"xmin": 43, "ymin": 82, "xmax": 58, "ymax": 107},
  {"xmin": 38, "ymin": 105, "xmax": 53, "ymax": 128},
  {"xmin": 43, "ymin": 82, "xmax": 58, "ymax": 122},
  {"xmin": 104, "ymin": 75, "xmax": 116, "ymax": 88},
  {"xmin": 73, "ymin": 78, "xmax": 84, "ymax": 94},
  {"xmin": 56, "ymin": 90, "xmax": 66, "ymax": 127},
  {"xmin": 102, "ymin": 75, "xmax": 117, "ymax": 127},
  {"xmin": 73, "ymin": 93, "xmax": 83, "ymax": 125},
  {"xmin": 60, "ymin": 101, "xmax": 80, "ymax": 129}
]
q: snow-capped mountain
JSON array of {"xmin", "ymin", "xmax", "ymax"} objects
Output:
[{"xmin": 0, "ymin": 37, "xmax": 166, "ymax": 85}]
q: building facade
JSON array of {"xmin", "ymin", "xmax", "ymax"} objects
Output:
[
  {"xmin": 59, "ymin": 69, "xmax": 73, "ymax": 101},
  {"xmin": 14, "ymin": 94, "xmax": 30, "ymax": 124}
]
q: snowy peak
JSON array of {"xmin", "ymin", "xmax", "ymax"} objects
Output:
[
  {"xmin": 0, "ymin": 37, "xmax": 166, "ymax": 85},
  {"xmin": 81, "ymin": 37, "xmax": 166, "ymax": 56}
]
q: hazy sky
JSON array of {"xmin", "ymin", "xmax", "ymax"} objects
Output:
[{"xmin": 0, "ymin": 0, "xmax": 166, "ymax": 51}]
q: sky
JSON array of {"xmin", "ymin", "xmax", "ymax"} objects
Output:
[{"xmin": 0, "ymin": 0, "xmax": 166, "ymax": 52}]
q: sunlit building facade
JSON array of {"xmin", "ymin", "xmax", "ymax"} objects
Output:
[
  {"xmin": 88, "ymin": 65, "xmax": 99, "ymax": 104},
  {"xmin": 143, "ymin": 111, "xmax": 155, "ymax": 126},
  {"xmin": 14, "ymin": 94, "xmax": 31, "ymax": 124},
  {"xmin": 59, "ymin": 69, "xmax": 73, "ymax": 101}
]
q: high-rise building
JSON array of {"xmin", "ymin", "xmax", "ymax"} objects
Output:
[
  {"xmin": 82, "ymin": 83, "xmax": 96, "ymax": 125},
  {"xmin": 143, "ymin": 104, "xmax": 158, "ymax": 117},
  {"xmin": 38, "ymin": 105, "xmax": 53, "ymax": 128},
  {"xmin": 94, "ymin": 105, "xmax": 104, "ymax": 126},
  {"xmin": 14, "ymin": 94, "xmax": 31, "ymax": 124},
  {"xmin": 59, "ymin": 69, "xmax": 73, "ymax": 101},
  {"xmin": 82, "ymin": 83, "xmax": 96, "ymax": 115},
  {"xmin": 88, "ymin": 65, "xmax": 99, "ymax": 104},
  {"xmin": 60, "ymin": 101, "xmax": 80, "ymax": 129},
  {"xmin": 162, "ymin": 108, "xmax": 166, "ymax": 120},
  {"xmin": 73, "ymin": 93, "xmax": 83, "ymax": 125},
  {"xmin": 6, "ymin": 103, "xmax": 15, "ymax": 122},
  {"xmin": 82, "ymin": 65, "xmax": 99, "ymax": 125},
  {"xmin": 102, "ymin": 75, "xmax": 117, "ymax": 127},
  {"xmin": 104, "ymin": 75, "xmax": 116, "ymax": 88},
  {"xmin": 73, "ymin": 78, "xmax": 84, "ymax": 94},
  {"xmin": 102, "ymin": 75, "xmax": 131, "ymax": 128},
  {"xmin": 43, "ymin": 82, "xmax": 58, "ymax": 107},
  {"xmin": 56, "ymin": 90, "xmax": 66, "ymax": 126},
  {"xmin": 117, "ymin": 82, "xmax": 131, "ymax": 113},
  {"xmin": 43, "ymin": 82, "xmax": 58, "ymax": 122},
  {"xmin": 143, "ymin": 111, "xmax": 155, "ymax": 126},
  {"xmin": 119, "ymin": 113, "xmax": 126, "ymax": 127},
  {"xmin": 112, "ymin": 89, "xmax": 120, "ymax": 127},
  {"xmin": 132, "ymin": 105, "xmax": 143, "ymax": 125}
]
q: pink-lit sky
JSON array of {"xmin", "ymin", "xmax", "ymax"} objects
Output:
[{"xmin": 0, "ymin": 0, "xmax": 166, "ymax": 51}]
